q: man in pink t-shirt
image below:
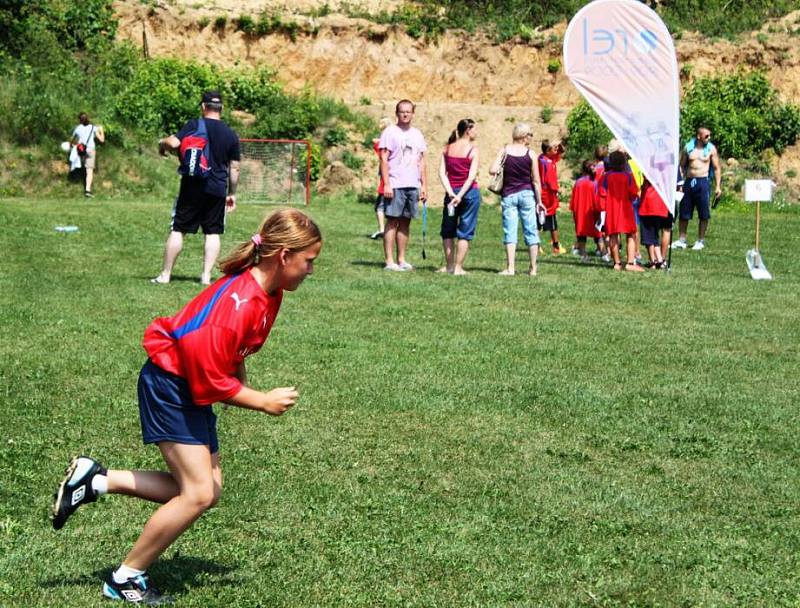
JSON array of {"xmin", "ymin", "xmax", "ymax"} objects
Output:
[{"xmin": 379, "ymin": 99, "xmax": 428, "ymax": 271}]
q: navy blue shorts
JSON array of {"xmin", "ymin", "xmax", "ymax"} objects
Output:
[
  {"xmin": 639, "ymin": 214, "xmax": 673, "ymax": 246},
  {"xmin": 679, "ymin": 177, "xmax": 711, "ymax": 221},
  {"xmin": 137, "ymin": 360, "xmax": 219, "ymax": 453},
  {"xmin": 171, "ymin": 180, "xmax": 226, "ymax": 235},
  {"xmin": 537, "ymin": 214, "xmax": 558, "ymax": 232},
  {"xmin": 440, "ymin": 188, "xmax": 481, "ymax": 241}
]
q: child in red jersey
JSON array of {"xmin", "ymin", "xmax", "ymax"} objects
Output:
[
  {"xmin": 638, "ymin": 177, "xmax": 673, "ymax": 269},
  {"xmin": 592, "ymin": 145, "xmax": 607, "ymax": 182},
  {"xmin": 598, "ymin": 150, "xmax": 643, "ymax": 272},
  {"xmin": 51, "ymin": 208, "xmax": 322, "ymax": 605},
  {"xmin": 569, "ymin": 160, "xmax": 605, "ymax": 262},
  {"xmin": 370, "ymin": 117, "xmax": 392, "ymax": 239},
  {"xmin": 537, "ymin": 139, "xmax": 565, "ymax": 254}
]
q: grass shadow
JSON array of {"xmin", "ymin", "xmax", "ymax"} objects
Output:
[
  {"xmin": 135, "ymin": 274, "xmax": 206, "ymax": 284},
  {"xmin": 39, "ymin": 554, "xmax": 239, "ymax": 595},
  {"xmin": 350, "ymin": 260, "xmax": 388, "ymax": 269}
]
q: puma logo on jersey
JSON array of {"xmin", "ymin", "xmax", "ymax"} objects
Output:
[{"xmin": 231, "ymin": 292, "xmax": 248, "ymax": 311}]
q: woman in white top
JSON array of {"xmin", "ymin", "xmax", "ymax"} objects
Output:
[{"xmin": 71, "ymin": 112, "xmax": 105, "ymax": 198}]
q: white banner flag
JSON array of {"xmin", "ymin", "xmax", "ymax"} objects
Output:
[{"xmin": 563, "ymin": 0, "xmax": 680, "ymax": 215}]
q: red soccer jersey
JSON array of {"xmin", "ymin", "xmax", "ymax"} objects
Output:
[
  {"xmin": 538, "ymin": 153, "xmax": 561, "ymax": 215},
  {"xmin": 638, "ymin": 182, "xmax": 669, "ymax": 218},
  {"xmin": 570, "ymin": 176, "xmax": 601, "ymax": 238},
  {"xmin": 143, "ymin": 272, "xmax": 283, "ymax": 406},
  {"xmin": 373, "ymin": 140, "xmax": 385, "ymax": 195},
  {"xmin": 598, "ymin": 170, "xmax": 639, "ymax": 235}
]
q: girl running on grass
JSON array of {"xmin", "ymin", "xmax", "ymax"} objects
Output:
[{"xmin": 51, "ymin": 208, "xmax": 322, "ymax": 605}]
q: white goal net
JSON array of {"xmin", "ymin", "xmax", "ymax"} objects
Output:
[{"xmin": 238, "ymin": 139, "xmax": 311, "ymax": 205}]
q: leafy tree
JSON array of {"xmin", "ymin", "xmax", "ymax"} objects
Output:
[
  {"xmin": 681, "ymin": 72, "xmax": 800, "ymax": 158},
  {"xmin": 566, "ymin": 72, "xmax": 800, "ymax": 163}
]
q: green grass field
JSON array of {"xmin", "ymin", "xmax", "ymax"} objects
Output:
[{"xmin": 1, "ymin": 194, "xmax": 799, "ymax": 607}]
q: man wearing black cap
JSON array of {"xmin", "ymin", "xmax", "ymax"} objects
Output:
[{"xmin": 152, "ymin": 90, "xmax": 241, "ymax": 285}]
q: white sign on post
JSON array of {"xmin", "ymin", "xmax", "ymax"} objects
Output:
[{"xmin": 744, "ymin": 179, "xmax": 774, "ymax": 202}]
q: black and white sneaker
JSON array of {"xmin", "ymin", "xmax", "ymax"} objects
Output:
[
  {"xmin": 51, "ymin": 455, "xmax": 106, "ymax": 530},
  {"xmin": 102, "ymin": 573, "xmax": 173, "ymax": 605}
]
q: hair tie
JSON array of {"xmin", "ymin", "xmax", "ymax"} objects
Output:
[{"xmin": 251, "ymin": 234, "xmax": 262, "ymax": 247}]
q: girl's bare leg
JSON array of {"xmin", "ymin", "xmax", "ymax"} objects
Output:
[{"xmin": 121, "ymin": 443, "xmax": 221, "ymax": 571}]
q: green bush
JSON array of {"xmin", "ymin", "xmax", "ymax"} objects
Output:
[
  {"xmin": 7, "ymin": 70, "xmax": 79, "ymax": 144},
  {"xmin": 0, "ymin": 1, "xmax": 377, "ymax": 193},
  {"xmin": 324, "ymin": 126, "xmax": 348, "ymax": 147},
  {"xmin": 113, "ymin": 58, "xmax": 221, "ymax": 134},
  {"xmin": 340, "ymin": 0, "xmax": 797, "ymax": 42},
  {"xmin": 547, "ymin": 59, "xmax": 561, "ymax": 74},
  {"xmin": 342, "ymin": 150, "xmax": 364, "ymax": 171},
  {"xmin": 540, "ymin": 106, "xmax": 553, "ymax": 124},
  {"xmin": 662, "ymin": 0, "xmax": 798, "ymax": 40},
  {"xmin": 226, "ymin": 67, "xmax": 284, "ymax": 113},
  {"xmin": 254, "ymin": 12, "xmax": 301, "ymax": 40},
  {"xmin": 1, "ymin": 0, "xmax": 117, "ymax": 55},
  {"xmin": 564, "ymin": 101, "xmax": 611, "ymax": 164},
  {"xmin": 681, "ymin": 72, "xmax": 800, "ymax": 158},
  {"xmin": 236, "ymin": 15, "xmax": 256, "ymax": 35},
  {"xmin": 566, "ymin": 72, "xmax": 800, "ymax": 164},
  {"xmin": 309, "ymin": 141, "xmax": 322, "ymax": 182},
  {"xmin": 256, "ymin": 13, "xmax": 278, "ymax": 36},
  {"xmin": 251, "ymin": 92, "xmax": 321, "ymax": 140}
]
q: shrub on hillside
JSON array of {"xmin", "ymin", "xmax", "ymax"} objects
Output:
[
  {"xmin": 250, "ymin": 93, "xmax": 321, "ymax": 140},
  {"xmin": 7, "ymin": 70, "xmax": 79, "ymax": 144},
  {"xmin": 681, "ymin": 72, "xmax": 800, "ymax": 158},
  {"xmin": 0, "ymin": 0, "xmax": 117, "ymax": 55},
  {"xmin": 113, "ymin": 59, "xmax": 222, "ymax": 134},
  {"xmin": 566, "ymin": 72, "xmax": 800, "ymax": 164},
  {"xmin": 564, "ymin": 101, "xmax": 611, "ymax": 164},
  {"xmin": 346, "ymin": 0, "xmax": 796, "ymax": 42},
  {"xmin": 226, "ymin": 68, "xmax": 285, "ymax": 113}
]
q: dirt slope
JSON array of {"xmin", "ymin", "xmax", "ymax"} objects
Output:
[{"xmin": 113, "ymin": 1, "xmax": 800, "ymax": 198}]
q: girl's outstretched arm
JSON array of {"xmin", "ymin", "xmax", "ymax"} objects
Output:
[{"xmin": 225, "ymin": 385, "xmax": 299, "ymax": 416}]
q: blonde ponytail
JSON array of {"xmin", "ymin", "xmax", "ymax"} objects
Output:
[{"xmin": 218, "ymin": 208, "xmax": 322, "ymax": 275}]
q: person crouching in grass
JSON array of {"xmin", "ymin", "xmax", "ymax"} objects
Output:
[
  {"xmin": 51, "ymin": 208, "xmax": 322, "ymax": 605},
  {"xmin": 598, "ymin": 150, "xmax": 643, "ymax": 272}
]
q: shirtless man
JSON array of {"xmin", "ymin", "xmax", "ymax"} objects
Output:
[{"xmin": 673, "ymin": 126, "xmax": 721, "ymax": 251}]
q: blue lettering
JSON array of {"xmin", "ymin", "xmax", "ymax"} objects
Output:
[
  {"xmin": 615, "ymin": 29, "xmax": 629, "ymax": 54},
  {"xmin": 581, "ymin": 18, "xmax": 659, "ymax": 56},
  {"xmin": 635, "ymin": 29, "xmax": 658, "ymax": 53},
  {"xmin": 593, "ymin": 28, "xmax": 615, "ymax": 55}
]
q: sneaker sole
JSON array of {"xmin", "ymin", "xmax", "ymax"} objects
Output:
[{"xmin": 51, "ymin": 457, "xmax": 79, "ymax": 530}]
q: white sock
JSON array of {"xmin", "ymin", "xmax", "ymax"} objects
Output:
[
  {"xmin": 91, "ymin": 474, "xmax": 108, "ymax": 496},
  {"xmin": 113, "ymin": 564, "xmax": 145, "ymax": 584}
]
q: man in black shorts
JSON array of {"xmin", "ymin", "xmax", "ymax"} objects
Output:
[{"xmin": 152, "ymin": 90, "xmax": 241, "ymax": 285}]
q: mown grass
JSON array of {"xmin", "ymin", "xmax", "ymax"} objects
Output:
[{"xmin": 1, "ymin": 194, "xmax": 799, "ymax": 606}]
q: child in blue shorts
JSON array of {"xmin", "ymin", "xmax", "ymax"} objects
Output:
[{"xmin": 51, "ymin": 209, "xmax": 322, "ymax": 604}]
